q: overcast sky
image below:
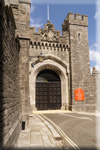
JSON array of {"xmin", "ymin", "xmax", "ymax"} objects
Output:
[{"xmin": 30, "ymin": 0, "xmax": 100, "ymax": 73}]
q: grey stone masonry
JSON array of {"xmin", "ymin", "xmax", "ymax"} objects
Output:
[
  {"xmin": 0, "ymin": 1, "xmax": 21, "ymax": 148},
  {"xmin": 62, "ymin": 13, "xmax": 96, "ymax": 112}
]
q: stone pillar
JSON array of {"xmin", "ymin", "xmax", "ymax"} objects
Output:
[
  {"xmin": 91, "ymin": 68, "xmax": 100, "ymax": 112},
  {"xmin": 19, "ymin": 38, "xmax": 30, "ymax": 129}
]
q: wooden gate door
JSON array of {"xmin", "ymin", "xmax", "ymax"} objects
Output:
[{"xmin": 36, "ymin": 82, "xmax": 61, "ymax": 110}]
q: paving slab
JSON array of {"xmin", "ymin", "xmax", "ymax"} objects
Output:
[{"xmin": 16, "ymin": 113, "xmax": 64, "ymax": 149}]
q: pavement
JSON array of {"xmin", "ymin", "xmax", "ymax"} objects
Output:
[
  {"xmin": 16, "ymin": 110, "xmax": 99, "ymax": 150},
  {"xmin": 16, "ymin": 111, "xmax": 70, "ymax": 150}
]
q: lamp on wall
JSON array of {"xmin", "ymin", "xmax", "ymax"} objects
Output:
[
  {"xmin": 31, "ymin": 64, "xmax": 34, "ymax": 67},
  {"xmin": 38, "ymin": 52, "xmax": 45, "ymax": 62},
  {"xmin": 31, "ymin": 52, "xmax": 45, "ymax": 68}
]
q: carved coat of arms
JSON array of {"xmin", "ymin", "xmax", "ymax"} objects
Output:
[{"xmin": 41, "ymin": 21, "xmax": 59, "ymax": 42}]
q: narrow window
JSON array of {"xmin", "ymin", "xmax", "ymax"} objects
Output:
[
  {"xmin": 22, "ymin": 121, "xmax": 25, "ymax": 130},
  {"xmin": 78, "ymin": 33, "xmax": 80, "ymax": 42}
]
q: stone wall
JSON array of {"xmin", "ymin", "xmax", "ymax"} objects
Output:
[
  {"xmin": 91, "ymin": 67, "xmax": 100, "ymax": 112},
  {"xmin": 10, "ymin": 0, "xmax": 31, "ymax": 129},
  {"xmin": 29, "ymin": 43, "xmax": 69, "ymax": 66},
  {"xmin": 0, "ymin": 1, "xmax": 21, "ymax": 148}
]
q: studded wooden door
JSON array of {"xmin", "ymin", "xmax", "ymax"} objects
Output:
[{"xmin": 36, "ymin": 82, "xmax": 61, "ymax": 110}]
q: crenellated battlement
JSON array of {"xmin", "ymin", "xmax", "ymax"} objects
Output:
[{"xmin": 62, "ymin": 12, "xmax": 88, "ymax": 31}]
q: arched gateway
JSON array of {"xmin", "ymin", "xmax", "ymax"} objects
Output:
[
  {"xmin": 36, "ymin": 69, "xmax": 61, "ymax": 110},
  {"xmin": 29, "ymin": 60, "xmax": 69, "ymax": 112}
]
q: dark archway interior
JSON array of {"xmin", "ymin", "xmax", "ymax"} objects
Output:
[
  {"xmin": 36, "ymin": 69, "xmax": 60, "ymax": 82},
  {"xmin": 36, "ymin": 69, "xmax": 61, "ymax": 110}
]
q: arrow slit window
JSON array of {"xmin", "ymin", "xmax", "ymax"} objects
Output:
[{"xmin": 78, "ymin": 33, "xmax": 80, "ymax": 42}]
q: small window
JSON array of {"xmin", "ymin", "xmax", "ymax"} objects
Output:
[
  {"xmin": 22, "ymin": 121, "xmax": 25, "ymax": 130},
  {"xmin": 78, "ymin": 33, "xmax": 80, "ymax": 42}
]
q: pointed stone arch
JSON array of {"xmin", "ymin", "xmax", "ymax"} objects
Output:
[
  {"xmin": 29, "ymin": 58, "xmax": 69, "ymax": 112},
  {"xmin": 31, "ymin": 55, "xmax": 69, "ymax": 74}
]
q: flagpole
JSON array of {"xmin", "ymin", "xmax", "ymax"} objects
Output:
[{"xmin": 47, "ymin": 5, "xmax": 49, "ymax": 21}]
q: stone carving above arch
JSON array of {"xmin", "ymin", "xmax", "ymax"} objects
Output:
[{"xmin": 40, "ymin": 21, "xmax": 59, "ymax": 42}]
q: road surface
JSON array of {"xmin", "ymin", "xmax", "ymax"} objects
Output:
[{"xmin": 43, "ymin": 112, "xmax": 98, "ymax": 150}]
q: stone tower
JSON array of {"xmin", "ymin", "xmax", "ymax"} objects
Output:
[{"xmin": 62, "ymin": 13, "xmax": 96, "ymax": 112}]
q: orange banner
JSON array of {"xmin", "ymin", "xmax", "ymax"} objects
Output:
[{"xmin": 75, "ymin": 88, "xmax": 85, "ymax": 101}]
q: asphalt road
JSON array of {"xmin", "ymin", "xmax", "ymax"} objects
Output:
[{"xmin": 43, "ymin": 112, "xmax": 98, "ymax": 150}]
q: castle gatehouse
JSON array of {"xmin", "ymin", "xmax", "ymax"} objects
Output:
[{"xmin": 1, "ymin": 1, "xmax": 100, "ymax": 147}]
